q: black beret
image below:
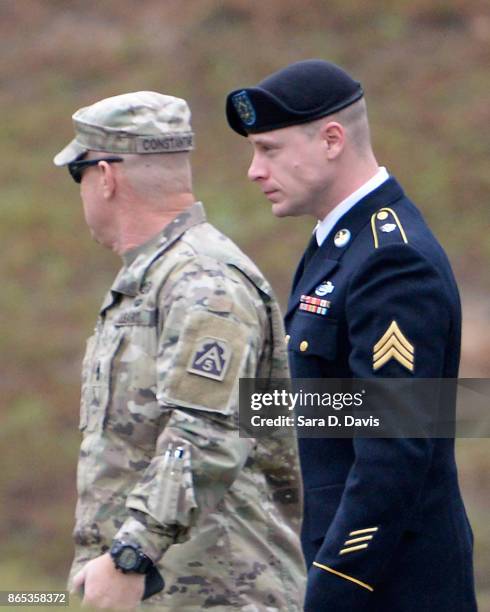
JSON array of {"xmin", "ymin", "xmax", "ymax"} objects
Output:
[{"xmin": 226, "ymin": 59, "xmax": 364, "ymax": 136}]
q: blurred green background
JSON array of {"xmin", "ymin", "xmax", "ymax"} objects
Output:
[{"xmin": 0, "ymin": 0, "xmax": 489, "ymax": 609}]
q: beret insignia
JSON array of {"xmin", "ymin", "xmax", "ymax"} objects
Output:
[{"xmin": 232, "ymin": 91, "xmax": 256, "ymax": 126}]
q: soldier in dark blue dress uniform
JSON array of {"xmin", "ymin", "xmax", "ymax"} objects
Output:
[{"xmin": 226, "ymin": 59, "xmax": 477, "ymax": 611}]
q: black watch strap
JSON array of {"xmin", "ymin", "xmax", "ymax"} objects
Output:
[{"xmin": 135, "ymin": 553, "xmax": 153, "ymax": 574}]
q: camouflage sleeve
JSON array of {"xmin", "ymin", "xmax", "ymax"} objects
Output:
[{"xmin": 114, "ymin": 257, "xmax": 265, "ymax": 562}]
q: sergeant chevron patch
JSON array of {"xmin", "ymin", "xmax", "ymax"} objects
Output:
[{"xmin": 373, "ymin": 321, "xmax": 414, "ymax": 372}]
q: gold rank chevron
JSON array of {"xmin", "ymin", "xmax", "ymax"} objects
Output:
[{"xmin": 373, "ymin": 321, "xmax": 414, "ymax": 372}]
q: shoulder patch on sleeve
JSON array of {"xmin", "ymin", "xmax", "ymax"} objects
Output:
[
  {"xmin": 371, "ymin": 208, "xmax": 408, "ymax": 249},
  {"xmin": 158, "ymin": 311, "xmax": 251, "ymax": 415}
]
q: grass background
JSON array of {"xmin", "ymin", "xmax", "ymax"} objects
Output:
[{"xmin": 0, "ymin": 0, "xmax": 489, "ymax": 608}]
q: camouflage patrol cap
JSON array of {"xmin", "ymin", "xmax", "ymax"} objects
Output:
[
  {"xmin": 53, "ymin": 91, "xmax": 194, "ymax": 166},
  {"xmin": 226, "ymin": 59, "xmax": 363, "ymax": 136}
]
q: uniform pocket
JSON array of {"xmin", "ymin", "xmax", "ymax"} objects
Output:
[
  {"xmin": 289, "ymin": 312, "xmax": 338, "ymax": 360},
  {"xmin": 128, "ymin": 443, "xmax": 197, "ymax": 526},
  {"xmin": 80, "ymin": 331, "xmax": 123, "ymax": 433},
  {"xmin": 158, "ymin": 310, "xmax": 251, "ymax": 416}
]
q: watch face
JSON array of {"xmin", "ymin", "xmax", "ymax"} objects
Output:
[{"xmin": 118, "ymin": 547, "xmax": 139, "ymax": 570}]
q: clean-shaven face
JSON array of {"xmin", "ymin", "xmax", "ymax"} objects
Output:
[{"xmin": 247, "ymin": 124, "xmax": 330, "ymax": 219}]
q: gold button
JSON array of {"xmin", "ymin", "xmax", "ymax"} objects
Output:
[
  {"xmin": 285, "ymin": 334, "xmax": 290, "ymax": 345},
  {"xmin": 300, "ymin": 340, "xmax": 308, "ymax": 352},
  {"xmin": 377, "ymin": 211, "xmax": 389, "ymax": 221}
]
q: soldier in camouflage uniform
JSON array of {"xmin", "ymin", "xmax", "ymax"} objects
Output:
[{"xmin": 53, "ymin": 91, "xmax": 305, "ymax": 610}]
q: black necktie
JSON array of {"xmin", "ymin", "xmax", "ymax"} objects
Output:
[
  {"xmin": 303, "ymin": 232, "xmax": 319, "ymax": 268},
  {"xmin": 291, "ymin": 232, "xmax": 320, "ymax": 293}
]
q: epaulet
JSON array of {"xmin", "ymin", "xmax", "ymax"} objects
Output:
[{"xmin": 370, "ymin": 207, "xmax": 408, "ymax": 249}]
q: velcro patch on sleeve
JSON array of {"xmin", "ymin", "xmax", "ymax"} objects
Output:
[{"xmin": 158, "ymin": 311, "xmax": 250, "ymax": 415}]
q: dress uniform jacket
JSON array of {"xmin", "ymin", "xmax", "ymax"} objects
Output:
[
  {"xmin": 70, "ymin": 202, "xmax": 305, "ymax": 611},
  {"xmin": 285, "ymin": 177, "xmax": 477, "ymax": 611}
]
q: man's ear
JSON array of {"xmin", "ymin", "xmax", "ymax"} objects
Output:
[
  {"xmin": 98, "ymin": 161, "xmax": 117, "ymax": 199},
  {"xmin": 320, "ymin": 121, "xmax": 345, "ymax": 159}
]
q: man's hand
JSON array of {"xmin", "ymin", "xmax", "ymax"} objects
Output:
[{"xmin": 71, "ymin": 552, "xmax": 145, "ymax": 610}]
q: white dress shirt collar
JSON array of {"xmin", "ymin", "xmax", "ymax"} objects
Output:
[{"xmin": 315, "ymin": 167, "xmax": 389, "ymax": 246}]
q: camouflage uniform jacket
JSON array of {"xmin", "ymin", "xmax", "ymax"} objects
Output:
[{"xmin": 70, "ymin": 202, "xmax": 305, "ymax": 610}]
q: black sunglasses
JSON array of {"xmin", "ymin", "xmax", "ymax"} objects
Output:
[{"xmin": 68, "ymin": 157, "xmax": 124, "ymax": 184}]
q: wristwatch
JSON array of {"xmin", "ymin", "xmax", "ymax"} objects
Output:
[{"xmin": 110, "ymin": 540, "xmax": 154, "ymax": 574}]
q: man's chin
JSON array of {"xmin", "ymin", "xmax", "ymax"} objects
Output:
[
  {"xmin": 270, "ymin": 202, "xmax": 290, "ymax": 218},
  {"xmin": 89, "ymin": 228, "xmax": 110, "ymax": 249},
  {"xmin": 271, "ymin": 202, "xmax": 304, "ymax": 218},
  {"xmin": 89, "ymin": 229, "xmax": 102, "ymax": 245},
  {"xmin": 272, "ymin": 204, "xmax": 288, "ymax": 218}
]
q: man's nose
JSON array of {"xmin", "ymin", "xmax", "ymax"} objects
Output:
[{"xmin": 247, "ymin": 154, "xmax": 267, "ymax": 182}]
